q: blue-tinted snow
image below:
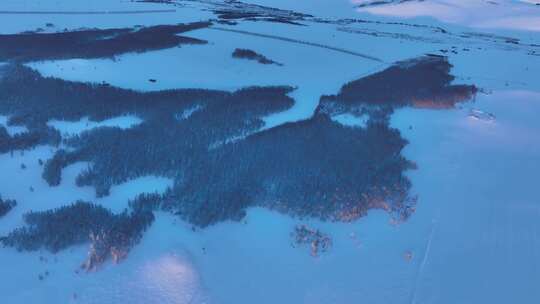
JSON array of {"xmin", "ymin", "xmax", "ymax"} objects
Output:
[
  {"xmin": 0, "ymin": 115, "xmax": 28, "ymax": 136},
  {"xmin": 1, "ymin": 0, "xmax": 540, "ymax": 303},
  {"xmin": 48, "ymin": 115, "xmax": 143, "ymax": 138}
]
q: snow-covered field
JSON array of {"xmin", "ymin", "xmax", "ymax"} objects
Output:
[
  {"xmin": 354, "ymin": 0, "xmax": 540, "ymax": 32},
  {"xmin": 1, "ymin": 0, "xmax": 539, "ymax": 303}
]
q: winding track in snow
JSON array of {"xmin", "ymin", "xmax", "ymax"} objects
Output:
[{"xmin": 209, "ymin": 26, "xmax": 385, "ymax": 62}]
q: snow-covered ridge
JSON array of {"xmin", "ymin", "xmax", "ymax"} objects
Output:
[{"xmin": 353, "ymin": 0, "xmax": 540, "ymax": 32}]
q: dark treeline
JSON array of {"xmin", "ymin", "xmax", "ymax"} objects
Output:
[
  {"xmin": 0, "ymin": 196, "xmax": 17, "ymax": 217},
  {"xmin": 0, "ymin": 64, "xmax": 227, "ymax": 128},
  {"xmin": 209, "ymin": 0, "xmax": 311, "ymax": 25},
  {"xmin": 0, "ymin": 55, "xmax": 475, "ymax": 234},
  {"xmin": 0, "ymin": 201, "xmax": 153, "ymax": 269},
  {"xmin": 162, "ymin": 114, "xmax": 414, "ymax": 226},
  {"xmin": 41, "ymin": 82, "xmax": 294, "ymax": 197},
  {"xmin": 0, "ymin": 125, "xmax": 60, "ymax": 153},
  {"xmin": 317, "ymin": 55, "xmax": 477, "ymax": 116},
  {"xmin": 0, "ymin": 21, "xmax": 210, "ymax": 62},
  {"xmin": 42, "ymin": 149, "xmax": 84, "ymax": 186},
  {"xmin": 128, "ymin": 193, "xmax": 164, "ymax": 213},
  {"xmin": 0, "ymin": 64, "xmax": 291, "ymax": 154},
  {"xmin": 232, "ymin": 48, "xmax": 282, "ymax": 65},
  {"xmin": 292, "ymin": 225, "xmax": 332, "ymax": 257},
  {"xmin": 38, "ymin": 99, "xmax": 413, "ymax": 227}
]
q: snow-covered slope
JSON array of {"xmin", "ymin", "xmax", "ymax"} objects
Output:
[
  {"xmin": 1, "ymin": 0, "xmax": 539, "ymax": 303},
  {"xmin": 354, "ymin": 0, "xmax": 540, "ymax": 32}
]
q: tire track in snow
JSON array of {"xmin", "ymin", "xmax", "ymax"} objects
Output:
[
  {"xmin": 209, "ymin": 26, "xmax": 385, "ymax": 63},
  {"xmin": 409, "ymin": 219, "xmax": 438, "ymax": 304},
  {"xmin": 407, "ymin": 138, "xmax": 464, "ymax": 304}
]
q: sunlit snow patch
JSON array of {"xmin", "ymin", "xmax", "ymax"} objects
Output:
[
  {"xmin": 72, "ymin": 214, "xmax": 208, "ymax": 304},
  {"xmin": 331, "ymin": 113, "xmax": 369, "ymax": 128},
  {"xmin": 354, "ymin": 0, "xmax": 540, "ymax": 32},
  {"xmin": 79, "ymin": 252, "xmax": 205, "ymax": 304},
  {"xmin": 134, "ymin": 253, "xmax": 203, "ymax": 304}
]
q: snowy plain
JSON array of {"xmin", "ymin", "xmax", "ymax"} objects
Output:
[{"xmin": 0, "ymin": 0, "xmax": 539, "ymax": 303}]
